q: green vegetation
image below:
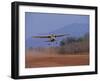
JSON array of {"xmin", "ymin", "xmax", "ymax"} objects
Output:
[{"xmin": 58, "ymin": 33, "xmax": 89, "ymax": 54}]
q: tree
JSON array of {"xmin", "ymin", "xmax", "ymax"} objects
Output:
[{"xmin": 58, "ymin": 33, "xmax": 89, "ymax": 54}]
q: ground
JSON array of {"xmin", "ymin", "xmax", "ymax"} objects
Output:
[{"xmin": 25, "ymin": 49, "xmax": 89, "ymax": 68}]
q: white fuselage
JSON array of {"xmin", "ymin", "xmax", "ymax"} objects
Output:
[{"xmin": 49, "ymin": 35, "xmax": 56, "ymax": 42}]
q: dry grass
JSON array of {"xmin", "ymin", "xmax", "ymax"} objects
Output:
[{"xmin": 25, "ymin": 50, "xmax": 89, "ymax": 68}]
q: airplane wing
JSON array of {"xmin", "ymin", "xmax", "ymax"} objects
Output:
[
  {"xmin": 55, "ymin": 34, "xmax": 68, "ymax": 37},
  {"xmin": 32, "ymin": 35, "xmax": 50, "ymax": 38},
  {"xmin": 45, "ymin": 40, "xmax": 52, "ymax": 42}
]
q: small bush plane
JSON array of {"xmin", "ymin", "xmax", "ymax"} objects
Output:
[{"xmin": 32, "ymin": 34, "xmax": 68, "ymax": 42}]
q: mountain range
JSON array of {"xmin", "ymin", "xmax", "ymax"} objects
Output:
[{"xmin": 26, "ymin": 23, "xmax": 89, "ymax": 48}]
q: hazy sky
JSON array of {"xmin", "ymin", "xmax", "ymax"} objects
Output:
[{"xmin": 25, "ymin": 12, "xmax": 89, "ymax": 39}]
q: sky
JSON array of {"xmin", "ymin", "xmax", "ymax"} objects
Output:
[{"xmin": 25, "ymin": 12, "xmax": 89, "ymax": 40}]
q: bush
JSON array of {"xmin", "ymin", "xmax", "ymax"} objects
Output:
[{"xmin": 58, "ymin": 33, "xmax": 89, "ymax": 54}]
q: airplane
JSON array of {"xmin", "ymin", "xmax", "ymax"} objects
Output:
[{"xmin": 32, "ymin": 34, "xmax": 68, "ymax": 42}]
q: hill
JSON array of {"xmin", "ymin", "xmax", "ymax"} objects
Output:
[{"xmin": 26, "ymin": 23, "xmax": 89, "ymax": 48}]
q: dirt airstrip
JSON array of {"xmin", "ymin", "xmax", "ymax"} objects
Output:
[{"xmin": 25, "ymin": 50, "xmax": 89, "ymax": 68}]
